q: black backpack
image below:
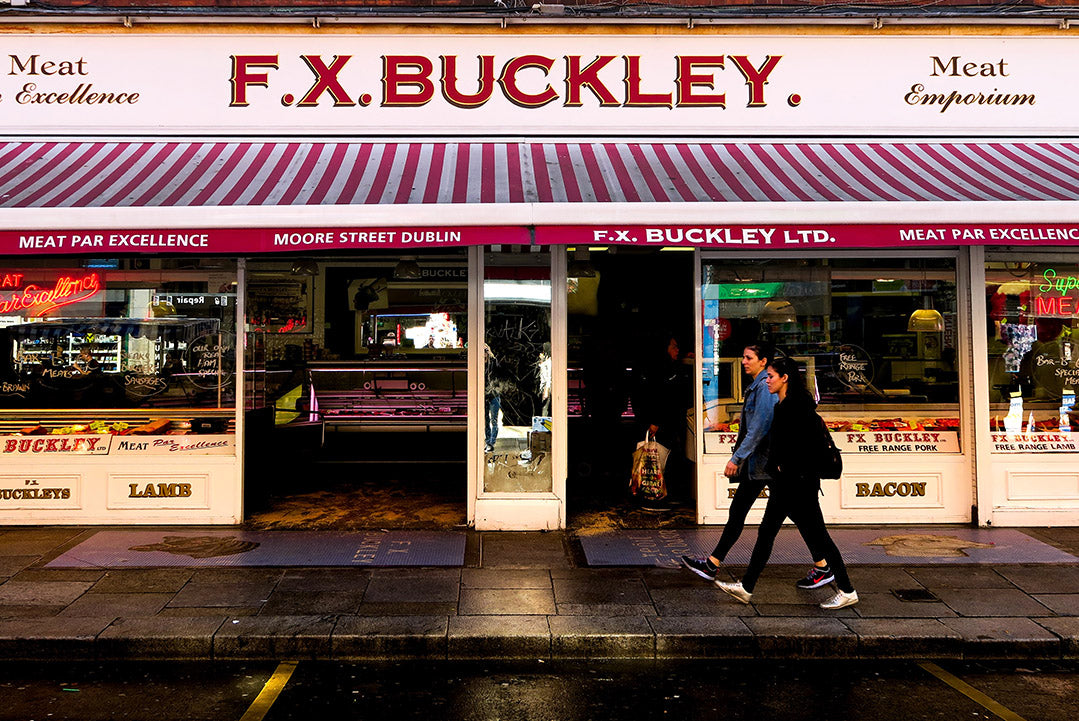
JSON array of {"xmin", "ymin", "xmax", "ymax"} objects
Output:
[{"xmin": 814, "ymin": 414, "xmax": 843, "ymax": 480}]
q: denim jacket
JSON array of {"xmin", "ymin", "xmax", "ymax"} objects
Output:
[{"xmin": 731, "ymin": 369, "xmax": 777, "ymax": 480}]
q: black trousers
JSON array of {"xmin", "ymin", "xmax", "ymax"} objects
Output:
[
  {"xmin": 709, "ymin": 475, "xmax": 766, "ymax": 562},
  {"xmin": 740, "ymin": 479, "xmax": 854, "ymax": 595},
  {"xmin": 711, "ymin": 475, "xmax": 828, "ymax": 565}
]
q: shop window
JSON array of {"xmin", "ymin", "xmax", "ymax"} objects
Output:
[
  {"xmin": 701, "ymin": 258, "xmax": 961, "ymax": 458},
  {"xmin": 985, "ymin": 259, "xmax": 1079, "ymax": 454},
  {"xmin": 0, "ymin": 259, "xmax": 237, "ymax": 444},
  {"xmin": 483, "ymin": 248, "xmax": 553, "ymax": 493},
  {"xmin": 245, "ymin": 254, "xmax": 469, "ymax": 431}
]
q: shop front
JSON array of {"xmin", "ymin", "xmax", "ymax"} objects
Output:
[
  {"xmin": 694, "ymin": 252, "xmax": 971, "ymax": 526},
  {"xmin": 975, "ymin": 250, "xmax": 1079, "ymax": 525},
  {"xmin": 0, "ymin": 257, "xmax": 241, "ymax": 523},
  {"xmin": 1, "ymin": 22, "xmax": 1078, "ymax": 528}
]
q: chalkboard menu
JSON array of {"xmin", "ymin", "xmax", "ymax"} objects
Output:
[
  {"xmin": 832, "ymin": 344, "xmax": 876, "ymax": 389},
  {"xmin": 188, "ymin": 333, "xmax": 236, "ymax": 391},
  {"xmin": 1032, "ymin": 344, "xmax": 1079, "ymax": 396}
]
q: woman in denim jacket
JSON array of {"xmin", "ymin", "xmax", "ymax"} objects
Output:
[
  {"xmin": 682, "ymin": 343, "xmax": 832, "ymax": 591},
  {"xmin": 715, "ymin": 357, "xmax": 858, "ymax": 610}
]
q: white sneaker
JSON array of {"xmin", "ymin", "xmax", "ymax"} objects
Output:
[
  {"xmin": 715, "ymin": 580, "xmax": 752, "ymax": 604},
  {"xmin": 820, "ymin": 589, "xmax": 859, "ymax": 610}
]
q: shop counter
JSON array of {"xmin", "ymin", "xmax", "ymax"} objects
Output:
[{"xmin": 305, "ymin": 361, "xmax": 467, "ymax": 432}]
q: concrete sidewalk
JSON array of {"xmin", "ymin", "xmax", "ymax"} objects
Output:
[{"xmin": 0, "ymin": 525, "xmax": 1077, "ymax": 662}]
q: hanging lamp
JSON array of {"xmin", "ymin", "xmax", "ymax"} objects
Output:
[
  {"xmin": 759, "ymin": 299, "xmax": 797, "ymax": 324},
  {"xmin": 907, "ymin": 261, "xmax": 944, "ymax": 332}
]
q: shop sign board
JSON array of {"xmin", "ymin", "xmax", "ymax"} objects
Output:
[
  {"xmin": 704, "ymin": 429, "xmax": 960, "ymax": 455},
  {"xmin": 0, "ymin": 227, "xmax": 527, "ymax": 254},
  {"xmin": 4, "ymin": 224, "xmax": 1079, "ymax": 255},
  {"xmin": 0, "ymin": 34, "xmax": 1074, "ymax": 136},
  {"xmin": 2, "ymin": 434, "xmax": 111, "ymax": 455},
  {"xmin": 109, "ymin": 435, "xmax": 236, "ymax": 456},
  {"xmin": 537, "ymin": 224, "xmax": 1079, "ymax": 248},
  {"xmin": 835, "ymin": 431, "xmax": 961, "ymax": 454},
  {"xmin": 1, "ymin": 434, "xmax": 235, "ymax": 456},
  {"xmin": 842, "ymin": 473, "xmax": 943, "ymax": 507},
  {"xmin": 0, "ymin": 474, "xmax": 81, "ymax": 509},
  {"xmin": 106, "ymin": 474, "xmax": 210, "ymax": 509},
  {"xmin": 991, "ymin": 432, "xmax": 1078, "ymax": 453}
]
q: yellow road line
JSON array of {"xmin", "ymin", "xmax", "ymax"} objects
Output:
[
  {"xmin": 919, "ymin": 662, "xmax": 1029, "ymax": 721},
  {"xmin": 239, "ymin": 661, "xmax": 299, "ymax": 721}
]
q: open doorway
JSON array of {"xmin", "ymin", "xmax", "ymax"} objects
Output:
[
  {"xmin": 243, "ymin": 251, "xmax": 470, "ymax": 530},
  {"xmin": 566, "ymin": 248, "xmax": 696, "ymax": 531}
]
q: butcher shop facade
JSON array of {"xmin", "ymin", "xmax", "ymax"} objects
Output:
[{"xmin": 0, "ymin": 20, "xmax": 1077, "ymax": 528}]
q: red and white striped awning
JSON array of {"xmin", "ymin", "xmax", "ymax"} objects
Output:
[{"xmin": 3, "ymin": 140, "xmax": 1079, "ymax": 209}]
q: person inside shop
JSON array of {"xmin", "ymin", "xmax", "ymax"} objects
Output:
[
  {"xmin": 537, "ymin": 341, "xmax": 552, "ymax": 417},
  {"xmin": 160, "ymin": 351, "xmax": 185, "ymax": 377},
  {"xmin": 715, "ymin": 357, "xmax": 859, "ymax": 610},
  {"xmin": 74, "ymin": 345, "xmax": 101, "ymax": 376},
  {"xmin": 631, "ymin": 333, "xmax": 693, "ymax": 507},
  {"xmin": 680, "ymin": 342, "xmax": 833, "ymax": 590},
  {"xmin": 484, "ymin": 342, "xmax": 503, "ymax": 453},
  {"xmin": 581, "ymin": 325, "xmax": 630, "ymax": 493}
]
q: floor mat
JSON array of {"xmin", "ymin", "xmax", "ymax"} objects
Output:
[
  {"xmin": 45, "ymin": 530, "xmax": 466, "ymax": 568},
  {"xmin": 578, "ymin": 527, "xmax": 1078, "ymax": 567}
]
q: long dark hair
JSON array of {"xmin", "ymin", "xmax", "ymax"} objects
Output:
[
  {"xmin": 744, "ymin": 341, "xmax": 775, "ymax": 366},
  {"xmin": 768, "ymin": 357, "xmax": 815, "ymax": 407}
]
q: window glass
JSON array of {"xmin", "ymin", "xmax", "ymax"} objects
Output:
[
  {"xmin": 986, "ymin": 259, "xmax": 1079, "ymax": 453},
  {"xmin": 0, "ymin": 259, "xmax": 236, "ymax": 437},
  {"xmin": 245, "ymin": 254, "xmax": 468, "ymax": 430},
  {"xmin": 701, "ymin": 258, "xmax": 961, "ymax": 458},
  {"xmin": 483, "ymin": 248, "xmax": 553, "ymax": 493}
]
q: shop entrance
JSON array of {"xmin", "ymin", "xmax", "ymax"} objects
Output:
[
  {"xmin": 565, "ymin": 248, "xmax": 697, "ymax": 530},
  {"xmin": 243, "ymin": 252, "xmax": 470, "ymax": 530}
]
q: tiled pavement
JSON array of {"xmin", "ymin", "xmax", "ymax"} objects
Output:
[{"xmin": 0, "ymin": 525, "xmax": 1078, "ymax": 661}]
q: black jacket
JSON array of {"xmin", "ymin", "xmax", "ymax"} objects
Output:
[
  {"xmin": 633, "ymin": 355, "xmax": 692, "ymax": 437},
  {"xmin": 765, "ymin": 390, "xmax": 821, "ymax": 491}
]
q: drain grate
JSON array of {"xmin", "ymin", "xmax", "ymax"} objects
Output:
[{"xmin": 892, "ymin": 588, "xmax": 939, "ymax": 602}]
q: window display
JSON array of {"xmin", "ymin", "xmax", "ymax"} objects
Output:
[
  {"xmin": 307, "ymin": 363, "xmax": 466, "ymax": 430},
  {"xmin": 245, "ymin": 254, "xmax": 469, "ymax": 431},
  {"xmin": 986, "ymin": 258, "xmax": 1079, "ymax": 453},
  {"xmin": 0, "ymin": 260, "xmax": 237, "ymax": 454},
  {"xmin": 483, "ymin": 248, "xmax": 553, "ymax": 493},
  {"xmin": 701, "ymin": 258, "xmax": 961, "ymax": 457}
]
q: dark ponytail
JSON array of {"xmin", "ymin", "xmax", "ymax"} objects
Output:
[{"xmin": 768, "ymin": 357, "xmax": 815, "ymax": 407}]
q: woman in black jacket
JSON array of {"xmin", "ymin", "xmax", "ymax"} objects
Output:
[{"xmin": 715, "ymin": 357, "xmax": 859, "ymax": 610}]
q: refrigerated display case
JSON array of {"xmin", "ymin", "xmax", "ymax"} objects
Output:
[{"xmin": 305, "ymin": 361, "xmax": 467, "ymax": 431}]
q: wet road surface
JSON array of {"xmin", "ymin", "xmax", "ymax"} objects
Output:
[{"xmin": 0, "ymin": 659, "xmax": 1075, "ymax": 720}]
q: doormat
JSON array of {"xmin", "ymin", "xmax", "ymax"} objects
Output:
[
  {"xmin": 578, "ymin": 528, "xmax": 1077, "ymax": 567},
  {"xmin": 45, "ymin": 530, "xmax": 466, "ymax": 568}
]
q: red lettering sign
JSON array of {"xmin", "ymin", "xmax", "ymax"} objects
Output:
[
  {"xmin": 382, "ymin": 56, "xmax": 435, "ymax": 106},
  {"xmin": 498, "ymin": 55, "xmax": 559, "ymax": 108},
  {"xmin": 676, "ymin": 56, "xmax": 727, "ymax": 107},
  {"xmin": 441, "ymin": 55, "xmax": 497, "ymax": 108},
  {"xmin": 229, "ymin": 55, "xmax": 279, "ymax": 107},
  {"xmin": 0, "ymin": 272, "xmax": 103, "ymax": 317}
]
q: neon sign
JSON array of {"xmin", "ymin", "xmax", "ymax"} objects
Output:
[
  {"xmin": 1035, "ymin": 296, "xmax": 1078, "ymax": 316},
  {"xmin": 1033, "ymin": 268, "xmax": 1079, "ymax": 317},
  {"xmin": 1039, "ymin": 268, "xmax": 1079, "ymax": 294},
  {"xmin": 0, "ymin": 272, "xmax": 102, "ymax": 317}
]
